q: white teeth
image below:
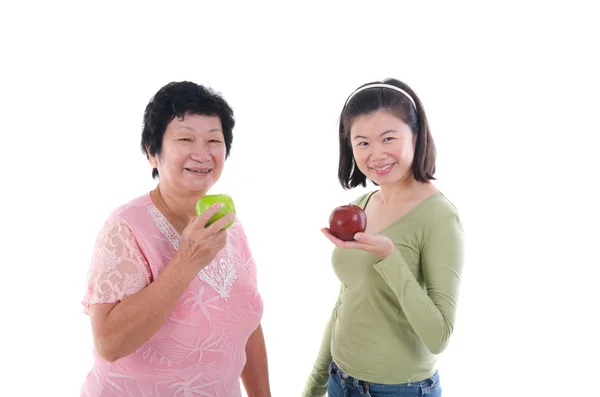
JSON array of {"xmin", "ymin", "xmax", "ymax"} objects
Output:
[
  {"xmin": 187, "ymin": 168, "xmax": 210, "ymax": 173},
  {"xmin": 373, "ymin": 164, "xmax": 393, "ymax": 171}
]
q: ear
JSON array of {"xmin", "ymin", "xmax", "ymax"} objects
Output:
[{"xmin": 146, "ymin": 145, "xmax": 159, "ymax": 168}]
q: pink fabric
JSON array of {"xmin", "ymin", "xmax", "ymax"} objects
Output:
[{"xmin": 80, "ymin": 193, "xmax": 263, "ymax": 397}]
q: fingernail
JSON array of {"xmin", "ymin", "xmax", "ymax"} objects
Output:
[{"xmin": 215, "ymin": 203, "xmax": 223, "ymax": 209}]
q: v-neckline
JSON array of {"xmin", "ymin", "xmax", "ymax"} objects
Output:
[
  {"xmin": 361, "ymin": 190, "xmax": 442, "ymax": 235},
  {"xmin": 146, "ymin": 191, "xmax": 183, "ymax": 239}
]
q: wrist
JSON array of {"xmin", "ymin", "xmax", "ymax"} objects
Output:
[
  {"xmin": 168, "ymin": 254, "xmax": 198, "ymax": 281},
  {"xmin": 380, "ymin": 247, "xmax": 396, "ymax": 260}
]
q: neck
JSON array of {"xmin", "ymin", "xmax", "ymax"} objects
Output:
[
  {"xmin": 378, "ymin": 175, "xmax": 424, "ymax": 206},
  {"xmin": 152, "ymin": 183, "xmax": 203, "ymax": 225}
]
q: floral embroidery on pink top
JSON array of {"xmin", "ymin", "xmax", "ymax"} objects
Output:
[{"xmin": 80, "ymin": 193, "xmax": 264, "ymax": 397}]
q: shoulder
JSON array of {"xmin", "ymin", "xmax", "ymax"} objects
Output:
[
  {"xmin": 109, "ymin": 192, "xmax": 153, "ymax": 220},
  {"xmin": 98, "ymin": 192, "xmax": 154, "ymax": 235},
  {"xmin": 351, "ymin": 190, "xmax": 378, "ymax": 208},
  {"xmin": 424, "ymin": 191, "xmax": 460, "ymax": 220},
  {"xmin": 405, "ymin": 191, "xmax": 462, "ymax": 239},
  {"xmin": 420, "ymin": 192, "xmax": 463, "ymax": 239}
]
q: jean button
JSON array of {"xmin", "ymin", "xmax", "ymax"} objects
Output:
[{"xmin": 342, "ymin": 373, "xmax": 348, "ymax": 379}]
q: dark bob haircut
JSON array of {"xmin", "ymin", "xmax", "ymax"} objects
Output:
[
  {"xmin": 338, "ymin": 78, "xmax": 436, "ymax": 189},
  {"xmin": 141, "ymin": 81, "xmax": 235, "ymax": 179}
]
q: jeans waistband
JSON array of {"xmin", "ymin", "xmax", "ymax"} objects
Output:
[{"xmin": 329, "ymin": 360, "xmax": 439, "ymax": 388}]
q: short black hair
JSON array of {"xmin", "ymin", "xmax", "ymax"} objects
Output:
[
  {"xmin": 141, "ymin": 81, "xmax": 235, "ymax": 179},
  {"xmin": 338, "ymin": 78, "xmax": 436, "ymax": 189}
]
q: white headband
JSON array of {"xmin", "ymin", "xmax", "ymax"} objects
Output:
[{"xmin": 344, "ymin": 83, "xmax": 417, "ymax": 110}]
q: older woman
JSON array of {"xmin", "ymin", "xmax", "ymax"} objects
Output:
[{"xmin": 80, "ymin": 81, "xmax": 270, "ymax": 397}]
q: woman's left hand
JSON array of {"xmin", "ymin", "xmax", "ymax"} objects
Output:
[{"xmin": 321, "ymin": 228, "xmax": 396, "ymax": 260}]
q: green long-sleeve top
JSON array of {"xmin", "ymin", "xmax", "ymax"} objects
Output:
[{"xmin": 302, "ymin": 190, "xmax": 464, "ymax": 396}]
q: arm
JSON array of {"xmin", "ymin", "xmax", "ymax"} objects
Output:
[
  {"xmin": 373, "ymin": 215, "xmax": 464, "ymax": 354},
  {"xmin": 301, "ymin": 284, "xmax": 345, "ymax": 397},
  {"xmin": 87, "ymin": 206, "xmax": 232, "ymax": 362},
  {"xmin": 90, "ymin": 258, "xmax": 198, "ymax": 362},
  {"xmin": 235, "ymin": 220, "xmax": 271, "ymax": 396},
  {"xmin": 241, "ymin": 323, "xmax": 271, "ymax": 397}
]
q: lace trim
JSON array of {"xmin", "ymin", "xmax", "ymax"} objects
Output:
[
  {"xmin": 148, "ymin": 204, "xmax": 237, "ymax": 300},
  {"xmin": 86, "ymin": 217, "xmax": 151, "ymax": 305},
  {"xmin": 148, "ymin": 205, "xmax": 180, "ymax": 251},
  {"xmin": 198, "ymin": 248, "xmax": 238, "ymax": 300}
]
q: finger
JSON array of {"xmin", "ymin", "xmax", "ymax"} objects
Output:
[
  {"xmin": 321, "ymin": 228, "xmax": 339, "ymax": 242},
  {"xmin": 354, "ymin": 233, "xmax": 394, "ymax": 255},
  {"xmin": 321, "ymin": 227, "xmax": 343, "ymax": 238},
  {"xmin": 192, "ymin": 203, "xmax": 224, "ymax": 229},
  {"xmin": 204, "ymin": 211, "xmax": 236, "ymax": 235},
  {"xmin": 353, "ymin": 232, "xmax": 377, "ymax": 245},
  {"xmin": 322, "ymin": 228, "xmax": 376, "ymax": 252},
  {"xmin": 321, "ymin": 228, "xmax": 352, "ymax": 248},
  {"xmin": 208, "ymin": 229, "xmax": 228, "ymax": 252},
  {"xmin": 214, "ymin": 229, "xmax": 228, "ymax": 246}
]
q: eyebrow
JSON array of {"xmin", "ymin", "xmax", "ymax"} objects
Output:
[
  {"xmin": 353, "ymin": 129, "xmax": 397, "ymax": 140},
  {"xmin": 176, "ymin": 126, "xmax": 223, "ymax": 133}
]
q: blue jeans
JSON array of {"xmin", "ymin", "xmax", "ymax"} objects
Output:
[{"xmin": 327, "ymin": 361, "xmax": 442, "ymax": 397}]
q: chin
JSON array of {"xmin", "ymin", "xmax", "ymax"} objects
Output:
[
  {"xmin": 368, "ymin": 174, "xmax": 401, "ymax": 187},
  {"xmin": 185, "ymin": 182, "xmax": 213, "ymax": 195}
]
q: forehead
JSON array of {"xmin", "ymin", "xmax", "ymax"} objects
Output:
[
  {"xmin": 167, "ymin": 113, "xmax": 223, "ymax": 133},
  {"xmin": 349, "ymin": 110, "xmax": 409, "ymax": 137}
]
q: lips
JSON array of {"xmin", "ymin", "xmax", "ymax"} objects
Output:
[
  {"xmin": 369, "ymin": 163, "xmax": 395, "ymax": 176},
  {"xmin": 371, "ymin": 164, "xmax": 394, "ymax": 172},
  {"xmin": 185, "ymin": 167, "xmax": 211, "ymax": 174}
]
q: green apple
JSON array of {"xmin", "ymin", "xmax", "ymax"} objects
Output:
[{"xmin": 195, "ymin": 194, "xmax": 236, "ymax": 229}]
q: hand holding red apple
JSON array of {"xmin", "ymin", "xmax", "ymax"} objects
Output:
[
  {"xmin": 321, "ymin": 228, "xmax": 396, "ymax": 260},
  {"xmin": 324, "ymin": 203, "xmax": 395, "ymax": 260},
  {"xmin": 328, "ymin": 204, "xmax": 367, "ymax": 241}
]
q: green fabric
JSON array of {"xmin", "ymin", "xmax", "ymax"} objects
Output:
[{"xmin": 302, "ymin": 190, "xmax": 464, "ymax": 396}]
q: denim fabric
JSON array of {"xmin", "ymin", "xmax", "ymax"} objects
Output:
[{"xmin": 327, "ymin": 361, "xmax": 442, "ymax": 397}]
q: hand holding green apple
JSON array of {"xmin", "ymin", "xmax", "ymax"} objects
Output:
[
  {"xmin": 176, "ymin": 202, "xmax": 234, "ymax": 273},
  {"xmin": 195, "ymin": 194, "xmax": 236, "ymax": 229}
]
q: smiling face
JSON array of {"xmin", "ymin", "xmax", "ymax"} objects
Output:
[
  {"xmin": 349, "ymin": 109, "xmax": 416, "ymax": 186},
  {"xmin": 148, "ymin": 113, "xmax": 226, "ymax": 197}
]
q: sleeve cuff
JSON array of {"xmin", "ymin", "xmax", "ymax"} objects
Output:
[{"xmin": 373, "ymin": 249, "xmax": 413, "ymax": 292}]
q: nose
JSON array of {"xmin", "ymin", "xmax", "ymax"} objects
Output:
[
  {"xmin": 369, "ymin": 142, "xmax": 387, "ymax": 161},
  {"xmin": 190, "ymin": 141, "xmax": 211, "ymax": 162}
]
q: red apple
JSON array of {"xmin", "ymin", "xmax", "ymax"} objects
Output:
[{"xmin": 329, "ymin": 204, "xmax": 367, "ymax": 241}]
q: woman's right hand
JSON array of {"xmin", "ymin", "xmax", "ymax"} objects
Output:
[{"xmin": 176, "ymin": 203, "xmax": 236, "ymax": 274}]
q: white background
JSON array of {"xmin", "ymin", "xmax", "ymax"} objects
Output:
[{"xmin": 1, "ymin": 1, "xmax": 599, "ymax": 396}]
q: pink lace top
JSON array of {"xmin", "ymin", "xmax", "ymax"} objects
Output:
[{"xmin": 80, "ymin": 193, "xmax": 264, "ymax": 397}]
